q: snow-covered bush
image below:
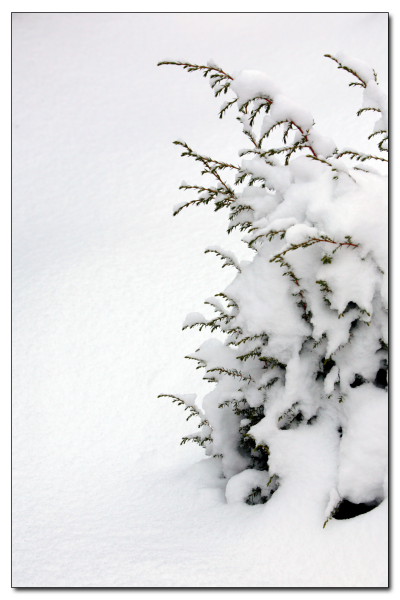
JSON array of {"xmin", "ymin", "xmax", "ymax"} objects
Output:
[{"xmin": 159, "ymin": 54, "xmax": 388, "ymax": 523}]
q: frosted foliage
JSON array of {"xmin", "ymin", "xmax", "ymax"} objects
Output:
[
  {"xmin": 269, "ymin": 94, "xmax": 314, "ymax": 133},
  {"xmin": 317, "ymin": 250, "xmax": 378, "ymax": 315},
  {"xmin": 231, "ymin": 70, "xmax": 280, "ymax": 106},
  {"xmin": 335, "ymin": 52, "xmax": 376, "ymax": 86},
  {"xmin": 163, "ymin": 53, "xmax": 387, "ymax": 521},
  {"xmin": 338, "ymin": 386, "xmax": 388, "ymax": 504},
  {"xmin": 226, "ymin": 253, "xmax": 308, "ymax": 338},
  {"xmin": 225, "ymin": 468, "xmax": 272, "ymax": 503}
]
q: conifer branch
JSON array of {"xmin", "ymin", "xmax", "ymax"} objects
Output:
[
  {"xmin": 182, "ymin": 314, "xmax": 231, "ymax": 333},
  {"xmin": 219, "ymin": 98, "xmax": 238, "ymax": 118},
  {"xmin": 270, "ymin": 235, "xmax": 359, "ymax": 261},
  {"xmin": 324, "ymin": 53, "xmax": 388, "ymax": 158},
  {"xmin": 227, "ymin": 333, "xmax": 268, "ymax": 347},
  {"xmin": 237, "ymin": 347, "xmax": 263, "ymax": 362},
  {"xmin": 203, "ymin": 297, "xmax": 226, "ymax": 314},
  {"xmin": 174, "ymin": 140, "xmax": 240, "ymax": 172},
  {"xmin": 184, "ymin": 355, "xmax": 207, "ymax": 369},
  {"xmin": 205, "ymin": 247, "xmax": 241, "ymax": 272},
  {"xmin": 206, "ymin": 367, "xmax": 254, "ymax": 383},
  {"xmin": 158, "ymin": 394, "xmax": 207, "ymax": 423},
  {"xmin": 160, "ymin": 59, "xmax": 322, "ymax": 160},
  {"xmin": 335, "ymin": 150, "xmax": 388, "ymax": 163},
  {"xmin": 324, "ymin": 54, "xmax": 370, "ymax": 87},
  {"xmin": 259, "ymin": 356, "xmax": 286, "ymax": 369},
  {"xmin": 306, "ymin": 155, "xmax": 356, "ymax": 181},
  {"xmin": 357, "ymin": 107, "xmax": 381, "ymax": 117},
  {"xmin": 247, "ymin": 229, "xmax": 287, "ymax": 248},
  {"xmin": 172, "ymin": 140, "xmax": 238, "ymax": 211},
  {"xmin": 181, "ymin": 433, "xmax": 212, "ymax": 447},
  {"xmin": 215, "ymin": 292, "xmax": 239, "ymax": 310},
  {"xmin": 158, "ymin": 60, "xmax": 233, "ymax": 81},
  {"xmin": 269, "ymin": 253, "xmax": 311, "ymax": 322}
]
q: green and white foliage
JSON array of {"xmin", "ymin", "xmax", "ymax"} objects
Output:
[{"xmin": 158, "ymin": 54, "xmax": 388, "ymax": 520}]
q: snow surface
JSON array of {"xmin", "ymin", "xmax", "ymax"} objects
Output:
[{"xmin": 12, "ymin": 13, "xmax": 388, "ymax": 588}]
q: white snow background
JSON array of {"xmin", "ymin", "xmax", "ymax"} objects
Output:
[{"xmin": 12, "ymin": 12, "xmax": 388, "ymax": 587}]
